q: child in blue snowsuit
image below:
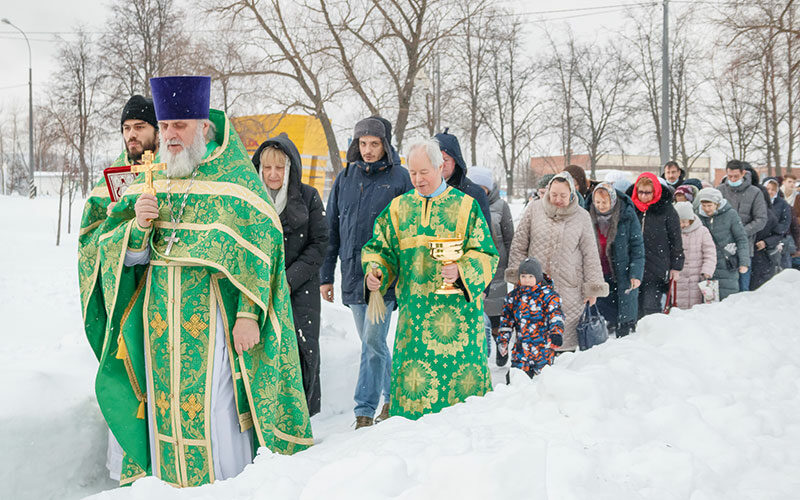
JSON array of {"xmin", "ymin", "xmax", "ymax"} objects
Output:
[{"xmin": 498, "ymin": 257, "xmax": 564, "ymax": 378}]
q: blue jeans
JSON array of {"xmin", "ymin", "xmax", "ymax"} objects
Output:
[
  {"xmin": 738, "ymin": 268, "xmax": 751, "ymax": 292},
  {"xmin": 350, "ymin": 300, "xmax": 395, "ymax": 418},
  {"xmin": 483, "ymin": 313, "xmax": 492, "ymax": 358}
]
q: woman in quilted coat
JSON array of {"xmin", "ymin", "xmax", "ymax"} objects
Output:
[
  {"xmin": 696, "ymin": 188, "xmax": 751, "ymax": 299},
  {"xmin": 507, "ymin": 172, "xmax": 608, "ymax": 351},
  {"xmin": 673, "ymin": 201, "xmax": 717, "ymax": 309}
]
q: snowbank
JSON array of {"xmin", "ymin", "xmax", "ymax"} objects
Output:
[
  {"xmin": 2, "ymin": 194, "xmax": 799, "ymax": 500},
  {"xmin": 90, "ymin": 274, "xmax": 800, "ymax": 499}
]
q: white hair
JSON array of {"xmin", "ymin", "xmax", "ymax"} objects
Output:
[
  {"xmin": 405, "ymin": 138, "xmax": 444, "ymax": 168},
  {"xmin": 205, "ymin": 119, "xmax": 217, "ymax": 142}
]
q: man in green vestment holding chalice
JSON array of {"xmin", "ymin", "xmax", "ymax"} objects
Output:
[
  {"xmin": 362, "ymin": 138, "xmax": 498, "ymax": 420},
  {"xmin": 92, "ymin": 75, "xmax": 312, "ymax": 487}
]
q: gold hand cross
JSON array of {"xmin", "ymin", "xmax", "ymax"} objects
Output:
[{"xmin": 131, "ymin": 150, "xmax": 166, "ymax": 196}]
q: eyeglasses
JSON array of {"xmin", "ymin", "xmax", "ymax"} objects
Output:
[{"xmin": 638, "ymin": 190, "xmax": 653, "ymax": 196}]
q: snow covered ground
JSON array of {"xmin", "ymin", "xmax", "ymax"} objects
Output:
[{"xmin": 2, "ymin": 194, "xmax": 799, "ymax": 500}]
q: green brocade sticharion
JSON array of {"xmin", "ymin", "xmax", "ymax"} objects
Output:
[{"xmin": 362, "ymin": 186, "xmax": 498, "ymax": 420}]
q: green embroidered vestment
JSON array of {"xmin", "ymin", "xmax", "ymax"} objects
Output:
[
  {"xmin": 362, "ymin": 186, "xmax": 498, "ymax": 420},
  {"xmin": 93, "ymin": 109, "xmax": 312, "ymax": 487},
  {"xmin": 78, "ymin": 151, "xmax": 132, "ymax": 360}
]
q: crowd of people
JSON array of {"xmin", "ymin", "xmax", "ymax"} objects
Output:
[{"xmin": 78, "ymin": 78, "xmax": 800, "ymax": 489}]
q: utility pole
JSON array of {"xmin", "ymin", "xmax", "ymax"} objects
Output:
[
  {"xmin": 435, "ymin": 53, "xmax": 441, "ymax": 133},
  {"xmin": 660, "ymin": 0, "xmax": 671, "ymax": 166},
  {"xmin": 2, "ymin": 18, "xmax": 36, "ymax": 198}
]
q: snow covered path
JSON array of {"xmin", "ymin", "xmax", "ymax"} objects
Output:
[{"xmin": 2, "ymin": 195, "xmax": 799, "ymax": 500}]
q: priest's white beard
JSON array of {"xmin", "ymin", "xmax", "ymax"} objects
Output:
[{"xmin": 161, "ymin": 125, "xmax": 207, "ymax": 178}]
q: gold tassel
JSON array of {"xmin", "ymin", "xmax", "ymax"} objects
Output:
[
  {"xmin": 366, "ymin": 263, "xmax": 386, "ymax": 324},
  {"xmin": 136, "ymin": 401, "xmax": 146, "ymax": 419},
  {"xmin": 116, "ymin": 335, "xmax": 127, "ymax": 360}
]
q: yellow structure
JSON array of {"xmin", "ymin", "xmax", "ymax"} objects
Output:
[{"xmin": 231, "ymin": 114, "xmax": 337, "ymax": 196}]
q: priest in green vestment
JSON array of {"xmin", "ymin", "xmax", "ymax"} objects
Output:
[
  {"xmin": 362, "ymin": 138, "xmax": 498, "ymax": 420},
  {"xmin": 91, "ymin": 76, "xmax": 312, "ymax": 488}
]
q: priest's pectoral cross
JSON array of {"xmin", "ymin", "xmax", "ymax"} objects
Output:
[
  {"xmin": 164, "ymin": 228, "xmax": 180, "ymax": 256},
  {"xmin": 131, "ymin": 150, "xmax": 166, "ymax": 196}
]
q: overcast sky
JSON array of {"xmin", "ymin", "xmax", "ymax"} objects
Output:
[
  {"xmin": 0, "ymin": 1, "xmax": 647, "ymax": 110},
  {"xmin": 1, "ymin": 1, "xmax": 712, "ymax": 168}
]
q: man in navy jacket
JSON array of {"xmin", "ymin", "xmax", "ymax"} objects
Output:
[{"xmin": 320, "ymin": 116, "xmax": 413, "ymax": 428}]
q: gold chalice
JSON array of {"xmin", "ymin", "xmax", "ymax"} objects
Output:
[{"xmin": 429, "ymin": 237, "xmax": 464, "ymax": 295}]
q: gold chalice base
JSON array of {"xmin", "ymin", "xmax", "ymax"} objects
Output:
[{"xmin": 429, "ymin": 237, "xmax": 463, "ymax": 295}]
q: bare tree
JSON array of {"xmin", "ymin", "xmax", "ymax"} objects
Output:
[
  {"xmin": 708, "ymin": 62, "xmax": 763, "ymax": 162},
  {"xmin": 717, "ymin": 0, "xmax": 799, "ymax": 174},
  {"xmin": 46, "ymin": 28, "xmax": 105, "ymax": 195},
  {"xmin": 100, "ymin": 0, "xmax": 191, "ymax": 102},
  {"xmin": 212, "ymin": 0, "xmax": 348, "ymax": 173},
  {"xmin": 625, "ymin": 5, "xmax": 714, "ymax": 174},
  {"xmin": 191, "ymin": 24, "xmax": 266, "ymax": 116},
  {"xmin": 572, "ymin": 42, "xmax": 635, "ymax": 178},
  {"xmin": 449, "ymin": 0, "xmax": 494, "ymax": 165},
  {"xmin": 483, "ymin": 21, "xmax": 540, "ymax": 197},
  {"xmin": 315, "ymin": 0, "xmax": 466, "ymax": 148},
  {"xmin": 541, "ymin": 29, "xmax": 580, "ymax": 168}
]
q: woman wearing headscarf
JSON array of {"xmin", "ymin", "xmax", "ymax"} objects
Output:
[
  {"xmin": 507, "ymin": 172, "xmax": 608, "ymax": 351},
  {"xmin": 626, "ymin": 172, "xmax": 684, "ymax": 318},
  {"xmin": 589, "ymin": 182, "xmax": 645, "ymax": 337},
  {"xmin": 252, "ymin": 133, "xmax": 329, "ymax": 416},
  {"xmin": 696, "ymin": 188, "xmax": 750, "ymax": 299}
]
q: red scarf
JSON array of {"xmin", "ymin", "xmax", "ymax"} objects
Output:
[{"xmin": 632, "ymin": 172, "xmax": 662, "ymax": 212}]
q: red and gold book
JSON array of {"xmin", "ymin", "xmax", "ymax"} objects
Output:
[{"xmin": 103, "ymin": 165, "xmax": 138, "ymax": 202}]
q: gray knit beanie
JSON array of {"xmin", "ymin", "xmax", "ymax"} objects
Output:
[
  {"xmin": 674, "ymin": 201, "xmax": 695, "ymax": 221},
  {"xmin": 697, "ymin": 187, "xmax": 723, "ymax": 206}
]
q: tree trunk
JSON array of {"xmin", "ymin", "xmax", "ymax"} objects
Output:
[
  {"xmin": 56, "ymin": 173, "xmax": 65, "ymax": 246},
  {"xmin": 317, "ymin": 112, "xmax": 343, "ymax": 174}
]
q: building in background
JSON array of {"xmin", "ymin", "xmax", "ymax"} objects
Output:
[
  {"xmin": 232, "ymin": 113, "xmax": 338, "ymax": 200},
  {"xmin": 530, "ymin": 153, "xmax": 712, "ymax": 184}
]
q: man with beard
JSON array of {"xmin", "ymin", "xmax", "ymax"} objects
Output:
[
  {"xmin": 88, "ymin": 76, "xmax": 312, "ymax": 487},
  {"xmin": 77, "ymin": 95, "xmax": 159, "ymax": 481}
]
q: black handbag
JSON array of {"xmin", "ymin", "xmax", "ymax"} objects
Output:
[
  {"xmin": 577, "ymin": 304, "xmax": 609, "ymax": 351},
  {"xmin": 722, "ymin": 249, "xmax": 739, "ymax": 271}
]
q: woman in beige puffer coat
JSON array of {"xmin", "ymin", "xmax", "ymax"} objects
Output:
[{"xmin": 506, "ymin": 172, "xmax": 609, "ymax": 351}]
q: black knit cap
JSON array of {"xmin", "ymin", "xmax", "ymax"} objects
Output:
[
  {"xmin": 518, "ymin": 257, "xmax": 543, "ymax": 283},
  {"xmin": 120, "ymin": 95, "xmax": 158, "ymax": 132}
]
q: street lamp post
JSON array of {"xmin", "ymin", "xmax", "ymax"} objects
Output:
[{"xmin": 2, "ymin": 18, "xmax": 36, "ymax": 198}]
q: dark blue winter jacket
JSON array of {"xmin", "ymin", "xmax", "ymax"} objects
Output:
[
  {"xmin": 591, "ymin": 192, "xmax": 645, "ymax": 326},
  {"xmin": 320, "ymin": 149, "xmax": 413, "ymax": 305},
  {"xmin": 434, "ymin": 131, "xmax": 492, "ymax": 227}
]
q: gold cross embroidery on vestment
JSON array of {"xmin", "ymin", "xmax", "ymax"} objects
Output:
[
  {"xmin": 181, "ymin": 394, "xmax": 203, "ymax": 420},
  {"xmin": 182, "ymin": 314, "xmax": 208, "ymax": 339}
]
